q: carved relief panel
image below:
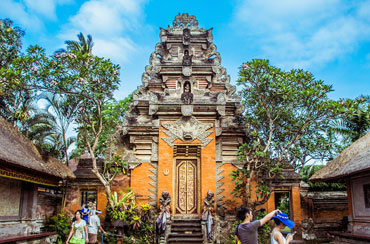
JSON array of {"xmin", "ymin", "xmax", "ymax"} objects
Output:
[{"xmin": 175, "ymin": 159, "xmax": 198, "ymax": 215}]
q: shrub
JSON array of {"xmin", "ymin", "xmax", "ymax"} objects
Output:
[
  {"xmin": 106, "ymin": 191, "xmax": 154, "ymax": 244},
  {"xmin": 42, "ymin": 212, "xmax": 71, "ymax": 244}
]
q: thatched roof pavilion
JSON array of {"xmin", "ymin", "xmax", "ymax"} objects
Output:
[
  {"xmin": 310, "ymin": 131, "xmax": 370, "ymax": 182},
  {"xmin": 0, "ymin": 116, "xmax": 75, "ymax": 186},
  {"xmin": 310, "ymin": 131, "xmax": 370, "ymax": 242}
]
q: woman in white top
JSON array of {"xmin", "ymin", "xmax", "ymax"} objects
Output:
[
  {"xmin": 270, "ymin": 212, "xmax": 295, "ymax": 244},
  {"xmin": 66, "ymin": 210, "xmax": 89, "ymax": 244}
]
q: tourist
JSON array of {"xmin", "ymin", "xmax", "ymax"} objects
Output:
[
  {"xmin": 88, "ymin": 210, "xmax": 106, "ymax": 244},
  {"xmin": 66, "ymin": 210, "xmax": 89, "ymax": 244},
  {"xmin": 81, "ymin": 204, "xmax": 90, "ymax": 224},
  {"xmin": 234, "ymin": 206, "xmax": 280, "ymax": 244},
  {"xmin": 270, "ymin": 212, "xmax": 295, "ymax": 244}
]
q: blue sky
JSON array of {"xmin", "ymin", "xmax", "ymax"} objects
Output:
[{"xmin": 1, "ymin": 0, "xmax": 370, "ymax": 101}]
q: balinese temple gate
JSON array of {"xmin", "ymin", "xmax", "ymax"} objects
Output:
[
  {"xmin": 120, "ymin": 13, "xmax": 245, "ymax": 214},
  {"xmin": 115, "ymin": 13, "xmax": 303, "ymax": 243}
]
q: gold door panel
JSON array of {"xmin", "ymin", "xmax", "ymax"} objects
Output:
[{"xmin": 175, "ymin": 159, "xmax": 197, "ymax": 215}]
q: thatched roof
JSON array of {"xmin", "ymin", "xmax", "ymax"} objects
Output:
[
  {"xmin": 0, "ymin": 116, "xmax": 75, "ymax": 180},
  {"xmin": 310, "ymin": 131, "xmax": 370, "ymax": 182}
]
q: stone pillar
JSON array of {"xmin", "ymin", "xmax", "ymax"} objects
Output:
[{"xmin": 291, "ymin": 185, "xmax": 303, "ymax": 238}]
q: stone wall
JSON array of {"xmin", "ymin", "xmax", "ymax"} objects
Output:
[
  {"xmin": 0, "ymin": 178, "xmax": 61, "ymax": 239},
  {"xmin": 64, "ymin": 174, "xmax": 130, "ymax": 220},
  {"xmin": 301, "ymin": 190, "xmax": 348, "ymax": 242}
]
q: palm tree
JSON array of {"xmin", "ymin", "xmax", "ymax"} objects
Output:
[
  {"xmin": 66, "ymin": 32, "xmax": 94, "ymax": 54},
  {"xmin": 55, "ymin": 32, "xmax": 94, "ymax": 55},
  {"xmin": 332, "ymin": 110, "xmax": 370, "ymax": 143},
  {"xmin": 24, "ymin": 92, "xmax": 80, "ymax": 165},
  {"xmin": 23, "ymin": 110, "xmax": 76, "ymax": 161},
  {"xmin": 331, "ymin": 96, "xmax": 370, "ymax": 145}
]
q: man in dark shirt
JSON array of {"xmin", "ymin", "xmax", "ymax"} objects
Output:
[{"xmin": 234, "ymin": 206, "xmax": 280, "ymax": 244}]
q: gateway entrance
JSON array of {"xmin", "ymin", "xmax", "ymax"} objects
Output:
[{"xmin": 175, "ymin": 159, "xmax": 198, "ymax": 215}]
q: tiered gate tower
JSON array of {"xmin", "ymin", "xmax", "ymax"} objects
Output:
[{"xmin": 119, "ymin": 13, "xmax": 246, "ymax": 217}]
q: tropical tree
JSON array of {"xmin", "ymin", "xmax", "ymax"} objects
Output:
[
  {"xmin": 231, "ymin": 59, "xmax": 342, "ymax": 209},
  {"xmin": 0, "ymin": 19, "xmax": 35, "ymax": 126},
  {"xmin": 56, "ymin": 32, "xmax": 94, "ymax": 55},
  {"xmin": 331, "ymin": 96, "xmax": 370, "ymax": 145},
  {"xmin": 71, "ymin": 94, "xmax": 133, "ymax": 159},
  {"xmin": 26, "ymin": 92, "xmax": 79, "ymax": 165},
  {"xmin": 0, "ymin": 18, "xmax": 25, "ymax": 69},
  {"xmin": 0, "ymin": 36, "xmax": 125, "ymax": 207}
]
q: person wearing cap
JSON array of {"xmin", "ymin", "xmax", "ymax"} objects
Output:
[
  {"xmin": 87, "ymin": 210, "xmax": 106, "ymax": 244},
  {"xmin": 270, "ymin": 212, "xmax": 295, "ymax": 244},
  {"xmin": 234, "ymin": 206, "xmax": 281, "ymax": 244}
]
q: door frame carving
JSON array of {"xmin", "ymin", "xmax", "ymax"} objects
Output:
[{"xmin": 173, "ymin": 155, "xmax": 201, "ymax": 216}]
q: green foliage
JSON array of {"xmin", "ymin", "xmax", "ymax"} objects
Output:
[
  {"xmin": 233, "ymin": 59, "xmax": 342, "ymax": 208},
  {"xmin": 20, "ymin": 92, "xmax": 79, "ymax": 162},
  {"xmin": 0, "ymin": 20, "xmax": 34, "ymax": 125},
  {"xmin": 106, "ymin": 192, "xmax": 154, "ymax": 244},
  {"xmin": 42, "ymin": 212, "xmax": 71, "ymax": 244},
  {"xmin": 71, "ymin": 96, "xmax": 133, "ymax": 180},
  {"xmin": 0, "ymin": 30, "xmax": 124, "ymax": 206},
  {"xmin": 224, "ymin": 220, "xmax": 241, "ymax": 244},
  {"xmin": 331, "ymin": 95, "xmax": 370, "ymax": 146},
  {"xmin": 64, "ymin": 32, "xmax": 94, "ymax": 54},
  {"xmin": 256, "ymin": 210, "xmax": 272, "ymax": 244},
  {"xmin": 301, "ymin": 165, "xmax": 346, "ymax": 191},
  {"xmin": 275, "ymin": 193, "xmax": 290, "ymax": 215},
  {"xmin": 0, "ymin": 18, "xmax": 25, "ymax": 69}
]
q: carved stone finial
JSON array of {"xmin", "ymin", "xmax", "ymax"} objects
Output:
[{"xmin": 173, "ymin": 13, "xmax": 199, "ymax": 30}]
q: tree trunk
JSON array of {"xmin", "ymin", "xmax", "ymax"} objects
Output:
[
  {"xmin": 90, "ymin": 155, "xmax": 115, "ymax": 209},
  {"xmin": 63, "ymin": 129, "xmax": 69, "ymax": 167},
  {"xmin": 104, "ymin": 183, "xmax": 115, "ymax": 209}
]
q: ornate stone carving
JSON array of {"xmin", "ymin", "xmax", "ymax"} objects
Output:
[
  {"xmin": 159, "ymin": 27, "xmax": 168, "ymax": 42},
  {"xmin": 156, "ymin": 191, "xmax": 171, "ymax": 235},
  {"xmin": 183, "ymin": 28, "xmax": 191, "ymax": 45},
  {"xmin": 202, "ymin": 190, "xmax": 215, "ymax": 241},
  {"xmin": 207, "ymin": 28, "xmax": 213, "ymax": 42},
  {"xmin": 182, "ymin": 50, "xmax": 192, "ymax": 66},
  {"xmin": 182, "ymin": 66, "xmax": 192, "ymax": 76},
  {"xmin": 181, "ymin": 104, "xmax": 193, "ymax": 116},
  {"xmin": 181, "ymin": 81, "xmax": 193, "ymax": 104},
  {"xmin": 159, "ymin": 191, "xmax": 171, "ymax": 217},
  {"xmin": 162, "ymin": 116, "xmax": 213, "ymax": 148},
  {"xmin": 173, "ymin": 13, "xmax": 199, "ymax": 30}
]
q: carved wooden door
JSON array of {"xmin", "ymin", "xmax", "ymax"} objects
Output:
[{"xmin": 175, "ymin": 159, "xmax": 198, "ymax": 215}]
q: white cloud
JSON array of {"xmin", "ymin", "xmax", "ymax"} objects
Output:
[
  {"xmin": 94, "ymin": 37, "xmax": 136, "ymax": 63},
  {"xmin": 58, "ymin": 0, "xmax": 147, "ymax": 64},
  {"xmin": 234, "ymin": 0, "xmax": 370, "ymax": 69},
  {"xmin": 0, "ymin": 0, "xmax": 44, "ymax": 31},
  {"xmin": 24, "ymin": 0, "xmax": 58, "ymax": 20},
  {"xmin": 0, "ymin": 0, "xmax": 74, "ymax": 31}
]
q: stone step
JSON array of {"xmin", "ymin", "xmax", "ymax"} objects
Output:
[
  {"xmin": 171, "ymin": 226, "xmax": 202, "ymax": 232},
  {"xmin": 168, "ymin": 217, "xmax": 204, "ymax": 244},
  {"xmin": 168, "ymin": 233, "xmax": 203, "ymax": 239},
  {"xmin": 172, "ymin": 222, "xmax": 202, "ymax": 227},
  {"xmin": 168, "ymin": 236, "xmax": 204, "ymax": 243}
]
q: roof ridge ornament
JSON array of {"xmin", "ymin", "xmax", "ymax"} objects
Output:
[{"xmin": 173, "ymin": 13, "xmax": 199, "ymax": 30}]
